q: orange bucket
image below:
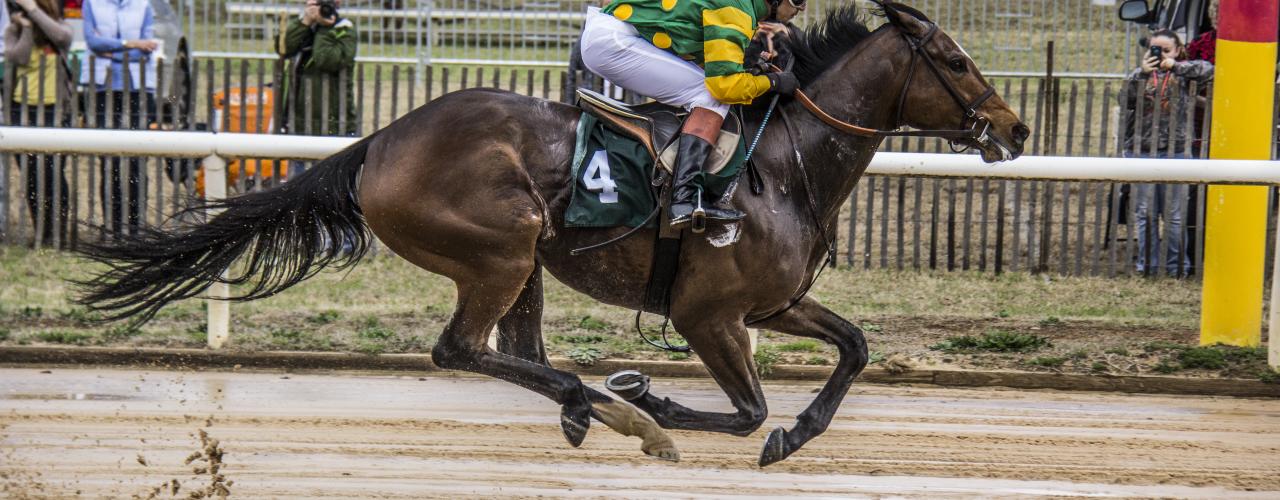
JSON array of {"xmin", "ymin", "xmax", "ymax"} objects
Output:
[{"xmin": 197, "ymin": 87, "xmax": 288, "ymax": 196}]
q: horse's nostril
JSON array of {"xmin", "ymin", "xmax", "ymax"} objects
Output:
[{"xmin": 1012, "ymin": 123, "xmax": 1031, "ymax": 142}]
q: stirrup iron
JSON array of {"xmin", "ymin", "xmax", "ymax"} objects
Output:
[{"xmin": 691, "ymin": 188, "xmax": 707, "ymax": 234}]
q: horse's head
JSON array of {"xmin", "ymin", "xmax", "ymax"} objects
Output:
[{"xmin": 876, "ymin": 1, "xmax": 1028, "ymax": 161}]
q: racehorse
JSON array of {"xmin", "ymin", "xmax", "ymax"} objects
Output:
[{"xmin": 78, "ymin": 2, "xmax": 1027, "ymax": 466}]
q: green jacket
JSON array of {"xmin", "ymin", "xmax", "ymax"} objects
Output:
[
  {"xmin": 602, "ymin": 0, "xmax": 773, "ymax": 104},
  {"xmin": 277, "ymin": 17, "xmax": 358, "ymax": 136}
]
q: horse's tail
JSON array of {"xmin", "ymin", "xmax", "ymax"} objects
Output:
[{"xmin": 76, "ymin": 134, "xmax": 378, "ymax": 325}]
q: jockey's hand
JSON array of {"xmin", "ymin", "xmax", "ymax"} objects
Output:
[
  {"xmin": 767, "ymin": 71, "xmax": 800, "ymax": 96},
  {"xmin": 755, "ymin": 22, "xmax": 789, "ymax": 60}
]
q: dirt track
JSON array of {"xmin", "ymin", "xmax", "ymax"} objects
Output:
[{"xmin": 2, "ymin": 367, "xmax": 1279, "ymax": 498}]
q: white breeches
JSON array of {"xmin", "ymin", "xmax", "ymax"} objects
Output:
[{"xmin": 579, "ymin": 10, "xmax": 729, "ymax": 118}]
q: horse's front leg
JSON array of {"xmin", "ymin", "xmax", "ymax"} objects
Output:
[
  {"xmin": 752, "ymin": 296, "xmax": 868, "ymax": 466},
  {"xmin": 495, "ymin": 264, "xmax": 680, "ymax": 461},
  {"xmin": 607, "ymin": 313, "xmax": 769, "ymax": 437}
]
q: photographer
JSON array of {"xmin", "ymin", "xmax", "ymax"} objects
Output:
[
  {"xmin": 276, "ymin": 0, "xmax": 357, "ymax": 139},
  {"xmin": 1119, "ymin": 29, "xmax": 1214, "ymax": 278},
  {"xmin": 5, "ymin": 0, "xmax": 72, "ymax": 244}
]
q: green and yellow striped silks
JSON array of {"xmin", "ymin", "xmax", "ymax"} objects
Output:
[{"xmin": 603, "ymin": 0, "xmax": 774, "ymax": 104}]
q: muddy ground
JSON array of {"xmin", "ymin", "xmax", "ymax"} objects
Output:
[{"xmin": 2, "ymin": 367, "xmax": 1278, "ymax": 498}]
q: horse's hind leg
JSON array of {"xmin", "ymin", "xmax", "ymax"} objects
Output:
[
  {"xmin": 495, "ymin": 264, "xmax": 680, "ymax": 461},
  {"xmin": 495, "ymin": 263, "xmax": 551, "ymax": 365},
  {"xmin": 753, "ymin": 297, "xmax": 868, "ymax": 466}
]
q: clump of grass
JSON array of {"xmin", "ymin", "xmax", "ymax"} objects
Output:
[
  {"xmin": 268, "ymin": 328, "xmax": 334, "ymax": 351},
  {"xmin": 568, "ymin": 346, "xmax": 604, "ymax": 366},
  {"xmin": 1152, "ymin": 361, "xmax": 1180, "ymax": 374},
  {"xmin": 868, "ymin": 350, "xmax": 885, "ymax": 365},
  {"xmin": 1220, "ymin": 346, "xmax": 1266, "ymax": 364},
  {"xmin": 357, "ymin": 317, "xmax": 395, "ymax": 341},
  {"xmin": 930, "ymin": 330, "xmax": 1050, "ymax": 353},
  {"xmin": 1038, "ymin": 316, "xmax": 1062, "ymax": 327},
  {"xmin": 860, "ymin": 323, "xmax": 883, "ymax": 333},
  {"xmin": 353, "ymin": 341, "xmax": 386, "ymax": 355},
  {"xmin": 1178, "ymin": 347, "xmax": 1226, "ymax": 370},
  {"xmin": 0, "ymin": 329, "xmax": 9, "ymax": 342},
  {"xmin": 34, "ymin": 331, "xmax": 93, "ymax": 345},
  {"xmin": 667, "ymin": 351, "xmax": 690, "ymax": 361},
  {"xmin": 754, "ymin": 345, "xmax": 781, "ymax": 378},
  {"xmin": 577, "ymin": 316, "xmax": 610, "ymax": 332},
  {"xmin": 101, "ymin": 325, "xmax": 141, "ymax": 343},
  {"xmin": 18, "ymin": 306, "xmax": 44, "ymax": 319},
  {"xmin": 1091, "ymin": 361, "xmax": 1108, "ymax": 373},
  {"xmin": 1259, "ymin": 368, "xmax": 1280, "ymax": 384},
  {"xmin": 1068, "ymin": 349, "xmax": 1089, "ymax": 360},
  {"xmin": 308, "ymin": 310, "xmax": 341, "ymax": 325},
  {"xmin": 58, "ymin": 307, "xmax": 104, "ymax": 325},
  {"xmin": 805, "ymin": 355, "xmax": 830, "ymax": 366},
  {"xmin": 1027, "ymin": 356, "xmax": 1066, "ymax": 368},
  {"xmin": 777, "ymin": 339, "xmax": 822, "ymax": 352}
]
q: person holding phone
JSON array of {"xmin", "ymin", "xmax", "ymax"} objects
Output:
[
  {"xmin": 1119, "ymin": 29, "xmax": 1214, "ymax": 278},
  {"xmin": 5, "ymin": 0, "xmax": 72, "ymax": 244}
]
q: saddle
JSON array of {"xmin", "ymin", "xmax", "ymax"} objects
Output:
[
  {"xmin": 576, "ymin": 88, "xmax": 744, "ymax": 177},
  {"xmin": 576, "ymin": 88, "xmax": 684, "ymax": 161}
]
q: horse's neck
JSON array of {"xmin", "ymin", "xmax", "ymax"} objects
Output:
[{"xmin": 777, "ymin": 34, "xmax": 903, "ymax": 223}]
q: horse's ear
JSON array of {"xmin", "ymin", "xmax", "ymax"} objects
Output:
[{"xmin": 878, "ymin": 2, "xmax": 932, "ymax": 40}]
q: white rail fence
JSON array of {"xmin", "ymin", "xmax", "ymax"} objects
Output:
[{"xmin": 1, "ymin": 126, "xmax": 1276, "ymax": 368}]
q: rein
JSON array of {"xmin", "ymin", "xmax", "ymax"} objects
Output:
[{"xmin": 790, "ymin": 22, "xmax": 995, "ymax": 146}]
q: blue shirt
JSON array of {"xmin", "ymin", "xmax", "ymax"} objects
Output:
[{"xmin": 83, "ymin": 0, "xmax": 154, "ymax": 91}]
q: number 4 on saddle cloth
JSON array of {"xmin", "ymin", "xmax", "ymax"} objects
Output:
[{"xmin": 566, "ymin": 89, "xmax": 747, "ymax": 229}]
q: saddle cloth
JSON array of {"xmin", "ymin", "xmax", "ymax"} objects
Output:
[{"xmin": 566, "ymin": 90, "xmax": 748, "ymax": 229}]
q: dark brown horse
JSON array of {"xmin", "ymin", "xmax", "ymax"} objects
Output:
[{"xmin": 78, "ymin": 3, "xmax": 1027, "ymax": 466}]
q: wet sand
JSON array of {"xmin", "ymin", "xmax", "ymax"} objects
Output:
[{"xmin": 2, "ymin": 367, "xmax": 1278, "ymax": 498}]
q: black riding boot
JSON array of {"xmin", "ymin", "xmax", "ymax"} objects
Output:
[{"xmin": 669, "ymin": 133, "xmax": 744, "ymax": 230}]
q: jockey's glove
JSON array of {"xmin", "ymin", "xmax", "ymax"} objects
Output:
[{"xmin": 767, "ymin": 72, "xmax": 800, "ymax": 96}]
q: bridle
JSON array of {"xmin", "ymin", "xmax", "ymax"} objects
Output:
[{"xmin": 792, "ymin": 21, "xmax": 997, "ymax": 151}]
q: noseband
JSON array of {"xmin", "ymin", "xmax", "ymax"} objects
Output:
[{"xmin": 793, "ymin": 21, "xmax": 996, "ymax": 147}]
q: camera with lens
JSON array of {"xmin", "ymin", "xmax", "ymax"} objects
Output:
[{"xmin": 317, "ymin": 0, "xmax": 339, "ymax": 21}]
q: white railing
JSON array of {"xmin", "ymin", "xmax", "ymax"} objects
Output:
[{"xmin": 1, "ymin": 126, "xmax": 1277, "ymax": 368}]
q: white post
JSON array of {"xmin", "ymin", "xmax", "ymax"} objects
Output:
[
  {"xmin": 1270, "ymin": 199, "xmax": 1280, "ymax": 371},
  {"xmin": 204, "ymin": 154, "xmax": 230, "ymax": 349}
]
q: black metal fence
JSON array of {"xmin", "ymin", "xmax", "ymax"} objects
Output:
[{"xmin": 3, "ymin": 56, "xmax": 1275, "ymax": 282}]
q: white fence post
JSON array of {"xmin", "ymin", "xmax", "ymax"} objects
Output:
[
  {"xmin": 203, "ymin": 154, "xmax": 230, "ymax": 349},
  {"xmin": 1270, "ymin": 211, "xmax": 1280, "ymax": 371}
]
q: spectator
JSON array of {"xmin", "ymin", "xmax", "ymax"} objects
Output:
[
  {"xmin": 6, "ymin": 0, "xmax": 73, "ymax": 244},
  {"xmin": 81, "ymin": 0, "xmax": 159, "ymax": 237},
  {"xmin": 1186, "ymin": 0, "xmax": 1218, "ymax": 64},
  {"xmin": 1, "ymin": 2, "xmax": 11, "ymax": 91},
  {"xmin": 1120, "ymin": 29, "xmax": 1214, "ymax": 278},
  {"xmin": 276, "ymin": 0, "xmax": 357, "ymax": 138}
]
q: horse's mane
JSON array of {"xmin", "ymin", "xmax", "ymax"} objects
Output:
[{"xmin": 791, "ymin": 2, "xmax": 933, "ymax": 85}]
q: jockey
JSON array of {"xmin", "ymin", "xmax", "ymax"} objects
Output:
[{"xmin": 580, "ymin": 0, "xmax": 805, "ymax": 227}]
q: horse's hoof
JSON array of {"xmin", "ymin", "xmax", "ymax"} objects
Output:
[
  {"xmin": 560, "ymin": 404, "xmax": 591, "ymax": 448},
  {"xmin": 645, "ymin": 445, "xmax": 681, "ymax": 462},
  {"xmin": 605, "ymin": 370, "xmax": 650, "ymax": 401},
  {"xmin": 758, "ymin": 426, "xmax": 791, "ymax": 467}
]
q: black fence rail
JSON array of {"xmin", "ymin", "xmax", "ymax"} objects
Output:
[{"xmin": 3, "ymin": 57, "xmax": 1277, "ymax": 283}]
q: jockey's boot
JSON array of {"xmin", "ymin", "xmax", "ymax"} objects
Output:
[{"xmin": 669, "ymin": 133, "xmax": 744, "ymax": 232}]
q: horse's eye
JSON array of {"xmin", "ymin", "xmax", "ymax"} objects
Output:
[{"xmin": 949, "ymin": 58, "xmax": 967, "ymax": 73}]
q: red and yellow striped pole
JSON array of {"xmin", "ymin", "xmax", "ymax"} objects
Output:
[{"xmin": 1200, "ymin": 0, "xmax": 1279, "ymax": 347}]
